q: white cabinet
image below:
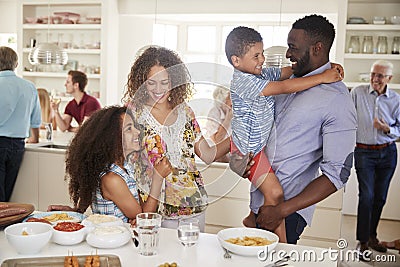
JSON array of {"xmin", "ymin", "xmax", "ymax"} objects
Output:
[
  {"xmin": 343, "ymin": 0, "xmax": 400, "ymax": 90},
  {"xmin": 16, "ymin": 0, "xmax": 119, "ymax": 105},
  {"xmin": 10, "ymin": 149, "xmax": 72, "ymax": 211}
]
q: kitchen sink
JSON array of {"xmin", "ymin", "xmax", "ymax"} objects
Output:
[{"xmin": 40, "ymin": 144, "xmax": 68, "ymax": 150}]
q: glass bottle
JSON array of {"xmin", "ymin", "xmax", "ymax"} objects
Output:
[
  {"xmin": 392, "ymin": 36, "xmax": 400, "ymax": 54},
  {"xmin": 362, "ymin": 36, "xmax": 373, "ymax": 54},
  {"xmin": 376, "ymin": 36, "xmax": 388, "ymax": 54},
  {"xmin": 348, "ymin": 36, "xmax": 360, "ymax": 53}
]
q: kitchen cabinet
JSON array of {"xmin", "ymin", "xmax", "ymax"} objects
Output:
[
  {"xmin": 10, "ymin": 148, "xmax": 71, "ymax": 211},
  {"xmin": 343, "ymin": 0, "xmax": 400, "ymax": 90},
  {"xmin": 16, "ymin": 0, "xmax": 119, "ymax": 105}
]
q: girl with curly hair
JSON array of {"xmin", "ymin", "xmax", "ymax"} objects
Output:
[
  {"xmin": 48, "ymin": 106, "xmax": 171, "ymax": 223},
  {"xmin": 123, "ymin": 46, "xmax": 230, "ymax": 231}
]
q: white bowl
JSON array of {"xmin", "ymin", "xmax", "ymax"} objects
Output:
[
  {"xmin": 391, "ymin": 16, "xmax": 400, "ymax": 25},
  {"xmin": 86, "ymin": 225, "xmax": 131, "ymax": 249},
  {"xmin": 359, "ymin": 73, "xmax": 370, "ymax": 82},
  {"xmin": 52, "ymin": 222, "xmax": 87, "ymax": 245},
  {"xmin": 81, "ymin": 214, "xmax": 123, "ymax": 229},
  {"xmin": 217, "ymin": 227, "xmax": 279, "ymax": 257},
  {"xmin": 5, "ymin": 222, "xmax": 53, "ymax": 254}
]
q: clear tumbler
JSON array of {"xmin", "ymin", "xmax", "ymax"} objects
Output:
[
  {"xmin": 362, "ymin": 36, "xmax": 373, "ymax": 54},
  {"xmin": 376, "ymin": 36, "xmax": 388, "ymax": 54}
]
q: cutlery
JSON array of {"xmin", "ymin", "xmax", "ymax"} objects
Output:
[
  {"xmin": 263, "ymin": 255, "xmax": 290, "ymax": 267},
  {"xmin": 132, "ymin": 229, "xmax": 139, "ymax": 247},
  {"xmin": 223, "ymin": 247, "xmax": 232, "ymax": 259}
]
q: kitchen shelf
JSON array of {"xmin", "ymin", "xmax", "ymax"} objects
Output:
[
  {"xmin": 22, "ymin": 24, "xmax": 101, "ymax": 30},
  {"xmin": 22, "ymin": 48, "xmax": 100, "ymax": 54},
  {"xmin": 344, "ymin": 53, "xmax": 400, "ymax": 60},
  {"xmin": 346, "ymin": 24, "xmax": 400, "ymax": 31},
  {"xmin": 22, "ymin": 71, "xmax": 100, "ymax": 79}
]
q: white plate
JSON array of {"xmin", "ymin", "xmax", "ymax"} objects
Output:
[
  {"xmin": 217, "ymin": 227, "xmax": 279, "ymax": 257},
  {"xmin": 86, "ymin": 225, "xmax": 131, "ymax": 249},
  {"xmin": 24, "ymin": 211, "xmax": 86, "ymax": 225}
]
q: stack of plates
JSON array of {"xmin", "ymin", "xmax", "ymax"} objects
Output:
[{"xmin": 264, "ymin": 46, "xmax": 291, "ymax": 68}]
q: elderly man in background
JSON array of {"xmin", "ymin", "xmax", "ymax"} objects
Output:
[
  {"xmin": 351, "ymin": 60, "xmax": 400, "ymax": 260},
  {"xmin": 0, "ymin": 46, "xmax": 41, "ymax": 202},
  {"xmin": 51, "ymin": 70, "xmax": 101, "ymax": 132}
]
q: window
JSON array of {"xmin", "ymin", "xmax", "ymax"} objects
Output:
[
  {"xmin": 0, "ymin": 34, "xmax": 17, "ymax": 51},
  {"xmin": 153, "ymin": 24, "xmax": 178, "ymax": 50}
]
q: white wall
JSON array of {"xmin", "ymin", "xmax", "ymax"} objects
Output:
[{"xmin": 0, "ymin": 0, "xmax": 17, "ymax": 33}]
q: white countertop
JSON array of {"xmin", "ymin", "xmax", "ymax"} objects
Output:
[
  {"xmin": 25, "ymin": 130, "xmax": 75, "ymax": 152},
  {"xmin": 0, "ymin": 227, "xmax": 337, "ymax": 266}
]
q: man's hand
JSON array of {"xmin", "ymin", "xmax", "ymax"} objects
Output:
[
  {"xmin": 256, "ymin": 204, "xmax": 285, "ymax": 231},
  {"xmin": 373, "ymin": 117, "xmax": 390, "ymax": 133}
]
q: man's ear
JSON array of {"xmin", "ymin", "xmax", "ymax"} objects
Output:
[
  {"xmin": 231, "ymin": 55, "xmax": 240, "ymax": 67},
  {"xmin": 312, "ymin": 41, "xmax": 323, "ymax": 55}
]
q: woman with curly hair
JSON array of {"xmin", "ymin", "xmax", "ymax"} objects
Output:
[
  {"xmin": 48, "ymin": 106, "xmax": 171, "ymax": 222},
  {"xmin": 123, "ymin": 46, "xmax": 230, "ymax": 231}
]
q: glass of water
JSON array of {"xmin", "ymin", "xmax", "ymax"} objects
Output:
[
  {"xmin": 177, "ymin": 217, "xmax": 200, "ymax": 247},
  {"xmin": 136, "ymin": 213, "xmax": 162, "ymax": 256}
]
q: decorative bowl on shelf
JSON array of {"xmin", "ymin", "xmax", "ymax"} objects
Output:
[
  {"xmin": 390, "ymin": 16, "xmax": 400, "ymax": 25},
  {"xmin": 348, "ymin": 17, "xmax": 367, "ymax": 24},
  {"xmin": 373, "ymin": 16, "xmax": 386, "ymax": 25},
  {"xmin": 359, "ymin": 73, "xmax": 370, "ymax": 82}
]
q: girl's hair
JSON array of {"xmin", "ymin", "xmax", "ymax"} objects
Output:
[
  {"xmin": 122, "ymin": 46, "xmax": 193, "ymax": 109},
  {"xmin": 65, "ymin": 105, "xmax": 143, "ymax": 211},
  {"xmin": 37, "ymin": 88, "xmax": 51, "ymax": 124}
]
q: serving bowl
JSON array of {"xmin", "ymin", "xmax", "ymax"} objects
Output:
[
  {"xmin": 359, "ymin": 73, "xmax": 370, "ymax": 82},
  {"xmin": 52, "ymin": 222, "xmax": 86, "ymax": 245},
  {"xmin": 217, "ymin": 227, "xmax": 279, "ymax": 257},
  {"xmin": 86, "ymin": 225, "xmax": 131, "ymax": 249},
  {"xmin": 81, "ymin": 214, "xmax": 123, "ymax": 229},
  {"xmin": 5, "ymin": 222, "xmax": 53, "ymax": 254},
  {"xmin": 391, "ymin": 16, "xmax": 400, "ymax": 25}
]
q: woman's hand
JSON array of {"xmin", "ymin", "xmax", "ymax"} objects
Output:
[{"xmin": 154, "ymin": 156, "xmax": 172, "ymax": 178}]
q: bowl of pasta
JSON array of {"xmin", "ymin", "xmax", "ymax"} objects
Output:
[{"xmin": 217, "ymin": 227, "xmax": 278, "ymax": 257}]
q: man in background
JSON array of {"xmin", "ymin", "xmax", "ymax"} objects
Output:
[
  {"xmin": 51, "ymin": 70, "xmax": 101, "ymax": 132},
  {"xmin": 0, "ymin": 46, "xmax": 41, "ymax": 201},
  {"xmin": 351, "ymin": 60, "xmax": 400, "ymax": 260}
]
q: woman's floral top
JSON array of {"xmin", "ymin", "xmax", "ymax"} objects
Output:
[{"xmin": 136, "ymin": 103, "xmax": 208, "ymax": 219}]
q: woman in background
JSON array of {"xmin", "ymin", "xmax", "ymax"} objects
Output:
[
  {"xmin": 48, "ymin": 106, "xmax": 171, "ymax": 222},
  {"xmin": 37, "ymin": 88, "xmax": 57, "ymax": 130},
  {"xmin": 203, "ymin": 85, "xmax": 232, "ymax": 163}
]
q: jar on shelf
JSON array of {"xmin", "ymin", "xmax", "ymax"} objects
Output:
[
  {"xmin": 348, "ymin": 36, "xmax": 360, "ymax": 53},
  {"xmin": 392, "ymin": 36, "xmax": 400, "ymax": 54},
  {"xmin": 362, "ymin": 36, "xmax": 373, "ymax": 54},
  {"xmin": 376, "ymin": 36, "xmax": 388, "ymax": 54}
]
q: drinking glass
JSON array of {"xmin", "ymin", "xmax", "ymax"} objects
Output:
[
  {"xmin": 348, "ymin": 36, "xmax": 360, "ymax": 53},
  {"xmin": 392, "ymin": 36, "xmax": 400, "ymax": 54},
  {"xmin": 362, "ymin": 36, "xmax": 373, "ymax": 54},
  {"xmin": 177, "ymin": 217, "xmax": 200, "ymax": 247},
  {"xmin": 376, "ymin": 36, "xmax": 388, "ymax": 54},
  {"xmin": 136, "ymin": 213, "xmax": 162, "ymax": 256}
]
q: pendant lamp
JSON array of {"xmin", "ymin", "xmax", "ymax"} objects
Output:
[
  {"xmin": 28, "ymin": 1, "xmax": 68, "ymax": 65},
  {"xmin": 264, "ymin": 0, "xmax": 290, "ymax": 68}
]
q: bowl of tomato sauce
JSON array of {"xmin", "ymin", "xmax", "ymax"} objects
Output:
[{"xmin": 52, "ymin": 221, "xmax": 86, "ymax": 245}]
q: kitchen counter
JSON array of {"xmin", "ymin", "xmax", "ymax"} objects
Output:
[
  {"xmin": 24, "ymin": 130, "xmax": 75, "ymax": 153},
  {"xmin": 0, "ymin": 227, "xmax": 337, "ymax": 266}
]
